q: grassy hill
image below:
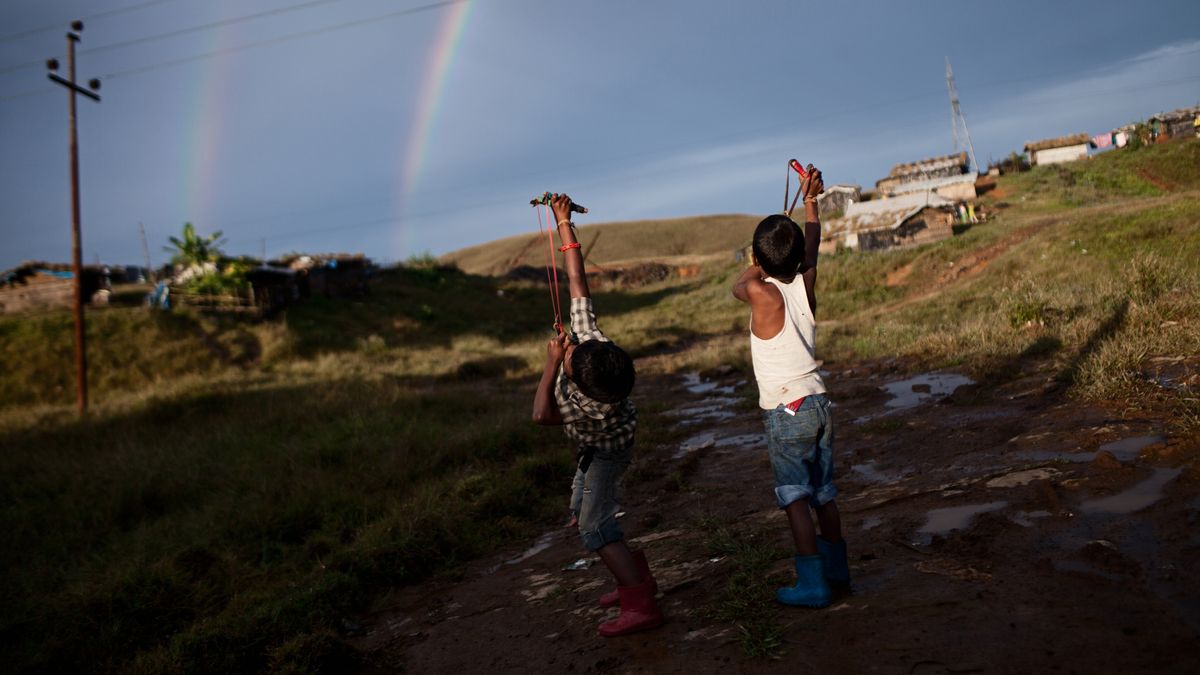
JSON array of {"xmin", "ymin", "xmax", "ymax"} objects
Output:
[
  {"xmin": 442, "ymin": 213, "xmax": 760, "ymax": 274},
  {"xmin": 1, "ymin": 138, "xmax": 1197, "ymax": 672}
]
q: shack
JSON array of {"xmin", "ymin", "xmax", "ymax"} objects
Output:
[
  {"xmin": 280, "ymin": 253, "xmax": 373, "ymax": 298},
  {"xmin": 1024, "ymin": 133, "xmax": 1089, "ymax": 166},
  {"xmin": 820, "ymin": 192, "xmax": 956, "ymax": 254},
  {"xmin": 1148, "ymin": 106, "xmax": 1200, "ymax": 141},
  {"xmin": 876, "ymin": 152, "xmax": 977, "ymax": 200},
  {"xmin": 0, "ymin": 262, "xmax": 108, "ymax": 314},
  {"xmin": 246, "ymin": 266, "xmax": 301, "ymax": 314}
]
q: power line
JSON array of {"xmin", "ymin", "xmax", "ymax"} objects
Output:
[
  {"xmin": 0, "ymin": 0, "xmax": 344, "ymax": 75},
  {"xmin": 0, "ymin": 0, "xmax": 179, "ymax": 43},
  {"xmin": 2, "ymin": 6, "xmax": 1194, "ymax": 99},
  {"xmin": 0, "ymin": 0, "xmax": 469, "ymax": 101},
  {"xmin": 100, "ymin": 0, "xmax": 466, "ymax": 79}
]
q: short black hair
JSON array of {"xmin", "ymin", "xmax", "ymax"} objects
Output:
[
  {"xmin": 570, "ymin": 340, "xmax": 635, "ymax": 404},
  {"xmin": 752, "ymin": 214, "xmax": 804, "ymax": 279}
]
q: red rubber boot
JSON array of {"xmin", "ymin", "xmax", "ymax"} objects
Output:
[
  {"xmin": 598, "ymin": 575, "xmax": 664, "ymax": 637},
  {"xmin": 598, "ymin": 549, "xmax": 656, "ymax": 608}
]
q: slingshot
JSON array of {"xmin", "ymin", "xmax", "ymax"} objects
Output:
[
  {"xmin": 530, "ymin": 192, "xmax": 588, "ymax": 214},
  {"xmin": 529, "ymin": 192, "xmax": 588, "ymax": 335},
  {"xmin": 784, "ymin": 159, "xmax": 812, "ymax": 218}
]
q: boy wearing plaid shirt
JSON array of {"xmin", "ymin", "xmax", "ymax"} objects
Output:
[{"xmin": 532, "ymin": 194, "xmax": 663, "ymax": 638}]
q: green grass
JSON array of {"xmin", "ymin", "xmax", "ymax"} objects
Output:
[
  {"xmin": 696, "ymin": 518, "xmax": 789, "ymax": 659},
  {"xmin": 1, "ymin": 374, "xmax": 571, "ymax": 672}
]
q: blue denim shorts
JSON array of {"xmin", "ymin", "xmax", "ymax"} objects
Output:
[
  {"xmin": 568, "ymin": 445, "xmax": 631, "ymax": 551},
  {"xmin": 762, "ymin": 393, "xmax": 837, "ymax": 508}
]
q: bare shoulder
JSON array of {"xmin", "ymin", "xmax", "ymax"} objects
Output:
[{"xmin": 747, "ymin": 276, "xmax": 783, "ymax": 308}]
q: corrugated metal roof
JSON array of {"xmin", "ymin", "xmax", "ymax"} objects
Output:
[
  {"xmin": 1149, "ymin": 105, "xmax": 1200, "ymax": 123},
  {"xmin": 886, "ymin": 152, "xmax": 969, "ymax": 178},
  {"xmin": 883, "ymin": 172, "xmax": 978, "ymax": 196}
]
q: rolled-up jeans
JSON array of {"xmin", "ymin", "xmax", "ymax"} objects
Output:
[
  {"xmin": 762, "ymin": 393, "xmax": 837, "ymax": 508},
  {"xmin": 568, "ymin": 444, "xmax": 631, "ymax": 551}
]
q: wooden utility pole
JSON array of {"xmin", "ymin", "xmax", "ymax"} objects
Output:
[{"xmin": 47, "ymin": 20, "xmax": 101, "ymax": 414}]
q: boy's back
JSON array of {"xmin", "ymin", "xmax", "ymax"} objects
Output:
[{"xmin": 749, "ymin": 274, "xmax": 825, "ymax": 410}]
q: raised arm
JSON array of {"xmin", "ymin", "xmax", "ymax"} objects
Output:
[
  {"xmin": 551, "ymin": 193, "xmax": 590, "ymax": 300},
  {"xmin": 799, "ymin": 167, "xmax": 824, "ymax": 316},
  {"xmin": 532, "ymin": 333, "xmax": 568, "ymax": 426}
]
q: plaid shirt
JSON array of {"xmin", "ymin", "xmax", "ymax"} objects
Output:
[{"xmin": 555, "ymin": 297, "xmax": 637, "ymax": 453}]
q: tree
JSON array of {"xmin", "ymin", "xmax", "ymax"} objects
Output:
[{"xmin": 164, "ymin": 222, "xmax": 226, "ymax": 267}]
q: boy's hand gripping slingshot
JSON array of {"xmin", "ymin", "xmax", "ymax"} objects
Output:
[
  {"xmin": 784, "ymin": 159, "xmax": 815, "ymax": 218},
  {"xmin": 530, "ymin": 192, "xmax": 588, "ymax": 335},
  {"xmin": 530, "ymin": 191, "xmax": 588, "ymax": 215}
]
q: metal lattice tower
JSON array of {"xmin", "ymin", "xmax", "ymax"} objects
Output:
[{"xmin": 945, "ymin": 57, "xmax": 978, "ymax": 172}]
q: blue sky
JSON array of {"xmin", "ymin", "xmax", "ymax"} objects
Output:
[{"xmin": 1, "ymin": 0, "xmax": 1198, "ymax": 270}]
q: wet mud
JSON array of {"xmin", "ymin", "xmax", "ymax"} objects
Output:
[{"xmin": 351, "ymin": 361, "xmax": 1200, "ymax": 673}]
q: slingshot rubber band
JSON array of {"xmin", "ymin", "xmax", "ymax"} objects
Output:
[
  {"xmin": 536, "ymin": 203, "xmax": 564, "ymax": 335},
  {"xmin": 785, "ymin": 159, "xmax": 810, "ymax": 218}
]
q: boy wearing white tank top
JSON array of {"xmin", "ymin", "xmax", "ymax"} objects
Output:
[{"xmin": 732, "ymin": 166, "xmax": 849, "ymax": 608}]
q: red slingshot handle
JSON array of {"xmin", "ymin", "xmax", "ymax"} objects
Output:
[{"xmin": 789, "ymin": 158, "xmax": 809, "ymax": 180}]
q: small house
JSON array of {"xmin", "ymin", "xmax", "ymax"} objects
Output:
[
  {"xmin": 1148, "ymin": 105, "xmax": 1200, "ymax": 141},
  {"xmin": 875, "ymin": 152, "xmax": 977, "ymax": 200},
  {"xmin": 1024, "ymin": 134, "xmax": 1089, "ymax": 166},
  {"xmin": 0, "ymin": 262, "xmax": 108, "ymax": 314},
  {"xmin": 820, "ymin": 192, "xmax": 957, "ymax": 254}
]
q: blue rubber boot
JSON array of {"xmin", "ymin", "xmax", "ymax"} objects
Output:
[
  {"xmin": 776, "ymin": 554, "xmax": 832, "ymax": 608},
  {"xmin": 816, "ymin": 536, "xmax": 850, "ymax": 590}
]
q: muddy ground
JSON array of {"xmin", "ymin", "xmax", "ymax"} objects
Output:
[{"xmin": 350, "ymin": 358, "xmax": 1200, "ymax": 674}]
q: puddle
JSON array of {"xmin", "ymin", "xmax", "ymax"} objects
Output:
[
  {"xmin": 682, "ymin": 372, "xmax": 736, "ymax": 396},
  {"xmin": 1009, "ymin": 510, "xmax": 1053, "ymax": 527},
  {"xmin": 487, "ymin": 532, "xmax": 556, "ymax": 573},
  {"xmin": 713, "ymin": 433, "xmax": 765, "ymax": 449},
  {"xmin": 851, "ymin": 462, "xmax": 895, "ymax": 484},
  {"xmin": 861, "ymin": 515, "xmax": 883, "ymax": 530},
  {"xmin": 916, "ymin": 501, "xmax": 1007, "ymax": 542},
  {"xmin": 986, "ymin": 467, "xmax": 1060, "ymax": 489},
  {"xmin": 1080, "ymin": 467, "xmax": 1182, "ymax": 515},
  {"xmin": 1097, "ymin": 435, "xmax": 1166, "ymax": 462},
  {"xmin": 666, "ymin": 396, "xmax": 740, "ymax": 423},
  {"xmin": 882, "ymin": 373, "xmax": 974, "ymax": 410},
  {"xmin": 673, "ymin": 432, "xmax": 716, "ymax": 458},
  {"xmin": 1017, "ymin": 435, "xmax": 1168, "ymax": 465},
  {"xmin": 674, "ymin": 432, "xmax": 764, "ymax": 458}
]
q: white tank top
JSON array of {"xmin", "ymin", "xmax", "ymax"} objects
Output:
[{"xmin": 750, "ymin": 277, "xmax": 826, "ymax": 409}]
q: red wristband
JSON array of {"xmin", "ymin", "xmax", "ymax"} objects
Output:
[{"xmin": 558, "ymin": 242, "xmax": 581, "ymax": 252}]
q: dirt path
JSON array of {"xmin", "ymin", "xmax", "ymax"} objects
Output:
[{"xmin": 350, "ymin": 361, "xmax": 1200, "ymax": 673}]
